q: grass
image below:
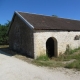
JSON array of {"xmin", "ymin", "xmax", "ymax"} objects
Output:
[
  {"xmin": 36, "ymin": 55, "xmax": 49, "ymax": 61},
  {"xmin": 64, "ymin": 53, "xmax": 80, "ymax": 70},
  {"xmin": 65, "ymin": 60, "xmax": 80, "ymax": 70},
  {"xmin": 32, "ymin": 54, "xmax": 64, "ymax": 67},
  {"xmin": 33, "ymin": 47, "xmax": 80, "ymax": 70},
  {"xmin": 32, "ymin": 55, "xmax": 63, "ymax": 67},
  {"xmin": 65, "ymin": 46, "xmax": 80, "ymax": 55},
  {"xmin": 32, "ymin": 60, "xmax": 64, "ymax": 67}
]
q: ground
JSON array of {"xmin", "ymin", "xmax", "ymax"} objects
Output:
[{"xmin": 0, "ymin": 50, "xmax": 80, "ymax": 80}]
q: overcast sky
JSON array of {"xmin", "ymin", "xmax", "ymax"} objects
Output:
[{"xmin": 0, "ymin": 0, "xmax": 80, "ymax": 24}]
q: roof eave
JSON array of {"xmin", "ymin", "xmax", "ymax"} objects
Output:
[
  {"xmin": 34, "ymin": 28, "xmax": 80, "ymax": 31},
  {"xmin": 15, "ymin": 11, "xmax": 34, "ymax": 29},
  {"xmin": 7, "ymin": 11, "xmax": 34, "ymax": 35}
]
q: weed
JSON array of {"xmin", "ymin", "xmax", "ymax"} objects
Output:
[
  {"xmin": 33, "ymin": 47, "xmax": 80, "ymax": 70},
  {"xmin": 36, "ymin": 55, "xmax": 49, "ymax": 61},
  {"xmin": 65, "ymin": 45, "xmax": 80, "ymax": 55},
  {"xmin": 65, "ymin": 60, "xmax": 80, "ymax": 70}
]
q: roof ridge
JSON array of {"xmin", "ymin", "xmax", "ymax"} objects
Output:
[
  {"xmin": 17, "ymin": 11, "xmax": 55, "ymax": 18},
  {"xmin": 16, "ymin": 11, "xmax": 80, "ymax": 22}
]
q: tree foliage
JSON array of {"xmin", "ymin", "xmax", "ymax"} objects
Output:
[{"xmin": 0, "ymin": 21, "xmax": 10, "ymax": 45}]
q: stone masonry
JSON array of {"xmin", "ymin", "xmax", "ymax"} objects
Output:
[{"xmin": 34, "ymin": 30, "xmax": 80, "ymax": 58}]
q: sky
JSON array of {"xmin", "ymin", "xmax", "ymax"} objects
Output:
[{"xmin": 0, "ymin": 0, "xmax": 80, "ymax": 25}]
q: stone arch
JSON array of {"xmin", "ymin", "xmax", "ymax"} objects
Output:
[{"xmin": 46, "ymin": 37, "xmax": 57, "ymax": 58}]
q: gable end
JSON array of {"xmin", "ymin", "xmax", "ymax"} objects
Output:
[
  {"xmin": 15, "ymin": 11, "xmax": 34, "ymax": 29},
  {"xmin": 8, "ymin": 11, "xmax": 34, "ymax": 35}
]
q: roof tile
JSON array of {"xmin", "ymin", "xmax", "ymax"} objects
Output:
[{"xmin": 18, "ymin": 12, "xmax": 80, "ymax": 31}]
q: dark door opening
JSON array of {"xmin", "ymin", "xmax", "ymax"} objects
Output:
[{"xmin": 46, "ymin": 37, "xmax": 57, "ymax": 58}]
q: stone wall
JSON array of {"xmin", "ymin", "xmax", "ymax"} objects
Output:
[
  {"xmin": 9, "ymin": 14, "xmax": 34, "ymax": 58},
  {"xmin": 34, "ymin": 30, "xmax": 80, "ymax": 58},
  {"xmin": 9, "ymin": 14, "xmax": 80, "ymax": 59}
]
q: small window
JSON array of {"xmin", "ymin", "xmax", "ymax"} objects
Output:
[{"xmin": 74, "ymin": 35, "xmax": 80, "ymax": 40}]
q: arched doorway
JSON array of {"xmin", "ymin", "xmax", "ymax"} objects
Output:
[{"xmin": 46, "ymin": 37, "xmax": 57, "ymax": 58}]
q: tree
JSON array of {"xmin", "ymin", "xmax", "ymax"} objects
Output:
[
  {"xmin": 0, "ymin": 21, "xmax": 10, "ymax": 45},
  {"xmin": 0, "ymin": 26, "xmax": 8, "ymax": 44}
]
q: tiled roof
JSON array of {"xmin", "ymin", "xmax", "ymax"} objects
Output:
[{"xmin": 18, "ymin": 12, "xmax": 80, "ymax": 31}]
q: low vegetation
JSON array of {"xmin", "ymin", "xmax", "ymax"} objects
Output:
[{"xmin": 33, "ymin": 47, "xmax": 80, "ymax": 70}]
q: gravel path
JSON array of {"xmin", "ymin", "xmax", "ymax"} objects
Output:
[{"xmin": 0, "ymin": 50, "xmax": 80, "ymax": 80}]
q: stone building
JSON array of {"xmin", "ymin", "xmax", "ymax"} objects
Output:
[{"xmin": 8, "ymin": 11, "xmax": 80, "ymax": 58}]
